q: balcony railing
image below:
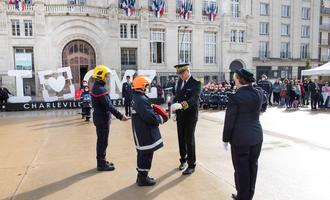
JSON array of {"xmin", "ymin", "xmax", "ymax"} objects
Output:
[
  {"xmin": 321, "ymin": 56, "xmax": 330, "ymax": 62},
  {"xmin": 118, "ymin": 8, "xmax": 140, "ymax": 19},
  {"xmin": 280, "ymin": 52, "xmax": 292, "ymax": 59},
  {"xmin": 176, "ymin": 13, "xmax": 194, "ymax": 20},
  {"xmin": 45, "ymin": 5, "xmax": 108, "ymax": 17},
  {"xmin": 7, "ymin": 4, "xmax": 33, "ymax": 13},
  {"xmin": 320, "ymin": 24, "xmax": 330, "ymax": 31},
  {"xmin": 321, "ymin": 7, "xmax": 330, "ymax": 15},
  {"xmin": 320, "ymin": 39, "xmax": 330, "ymax": 45},
  {"xmin": 259, "ymin": 51, "xmax": 270, "ymax": 59}
]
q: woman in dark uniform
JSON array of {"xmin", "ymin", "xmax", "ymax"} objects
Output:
[{"xmin": 222, "ymin": 69, "xmax": 266, "ymax": 200}]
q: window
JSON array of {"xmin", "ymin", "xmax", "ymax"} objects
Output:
[
  {"xmin": 281, "ymin": 42, "xmax": 290, "ymax": 58},
  {"xmin": 281, "ymin": 5, "xmax": 290, "ymax": 18},
  {"xmin": 230, "ymin": 30, "xmax": 236, "ymax": 42},
  {"xmin": 121, "ymin": 48, "xmax": 137, "ymax": 66},
  {"xmin": 150, "ymin": 29, "xmax": 165, "ymax": 64},
  {"xmin": 259, "ymin": 41, "xmax": 269, "ymax": 58},
  {"xmin": 11, "ymin": 19, "xmax": 20, "ymax": 36},
  {"xmin": 14, "ymin": 47, "xmax": 34, "ymax": 70},
  {"xmin": 231, "ymin": 0, "xmax": 240, "ymax": 18},
  {"xmin": 259, "ymin": 22, "xmax": 269, "ymax": 35},
  {"xmin": 300, "ymin": 44, "xmax": 309, "ymax": 59},
  {"xmin": 67, "ymin": 0, "xmax": 86, "ymax": 5},
  {"xmin": 260, "ymin": 3, "xmax": 269, "ymax": 16},
  {"xmin": 130, "ymin": 24, "xmax": 137, "ymax": 39},
  {"xmin": 178, "ymin": 30, "xmax": 192, "ymax": 64},
  {"xmin": 204, "ymin": 32, "xmax": 217, "ymax": 64},
  {"xmin": 239, "ymin": 30, "xmax": 245, "ymax": 43},
  {"xmin": 203, "ymin": 0, "xmax": 217, "ymax": 15},
  {"xmin": 120, "ymin": 24, "xmax": 127, "ymax": 38},
  {"xmin": 281, "ymin": 24, "xmax": 290, "ymax": 36},
  {"xmin": 24, "ymin": 20, "xmax": 33, "ymax": 37},
  {"xmin": 301, "ymin": 25, "xmax": 310, "ymax": 38},
  {"xmin": 302, "ymin": 7, "xmax": 310, "ymax": 20}
]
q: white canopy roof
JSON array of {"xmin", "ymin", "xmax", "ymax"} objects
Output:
[{"xmin": 301, "ymin": 62, "xmax": 330, "ymax": 76}]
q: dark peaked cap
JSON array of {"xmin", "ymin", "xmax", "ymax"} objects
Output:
[
  {"xmin": 174, "ymin": 63, "xmax": 190, "ymax": 74},
  {"xmin": 235, "ymin": 68, "xmax": 255, "ymax": 83}
]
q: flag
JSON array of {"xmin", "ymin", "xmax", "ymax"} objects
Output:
[
  {"xmin": 120, "ymin": 0, "xmax": 136, "ymax": 17},
  {"xmin": 178, "ymin": 0, "xmax": 192, "ymax": 20},
  {"xmin": 152, "ymin": 0, "xmax": 165, "ymax": 19},
  {"xmin": 15, "ymin": 0, "xmax": 25, "ymax": 11},
  {"xmin": 205, "ymin": 3, "xmax": 218, "ymax": 22}
]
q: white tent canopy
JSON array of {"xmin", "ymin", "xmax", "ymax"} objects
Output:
[{"xmin": 301, "ymin": 62, "xmax": 330, "ymax": 76}]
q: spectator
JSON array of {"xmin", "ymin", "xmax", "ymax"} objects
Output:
[
  {"xmin": 272, "ymin": 80, "xmax": 281, "ymax": 105},
  {"xmin": 318, "ymin": 81, "xmax": 325, "ymax": 109},
  {"xmin": 280, "ymin": 80, "xmax": 288, "ymax": 107},
  {"xmin": 321, "ymin": 81, "xmax": 330, "ymax": 109},
  {"xmin": 258, "ymin": 74, "xmax": 272, "ymax": 111},
  {"xmin": 309, "ymin": 79, "xmax": 320, "ymax": 110},
  {"xmin": 0, "ymin": 87, "xmax": 12, "ymax": 104},
  {"xmin": 303, "ymin": 78, "xmax": 310, "ymax": 106},
  {"xmin": 156, "ymin": 82, "xmax": 163, "ymax": 99}
]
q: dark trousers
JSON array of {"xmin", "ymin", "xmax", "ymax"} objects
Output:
[
  {"xmin": 124, "ymin": 99, "xmax": 132, "ymax": 116},
  {"xmin": 273, "ymin": 92, "xmax": 280, "ymax": 104},
  {"xmin": 82, "ymin": 107, "xmax": 91, "ymax": 118},
  {"xmin": 137, "ymin": 151, "xmax": 154, "ymax": 176},
  {"xmin": 231, "ymin": 143, "xmax": 262, "ymax": 200},
  {"xmin": 177, "ymin": 119, "xmax": 197, "ymax": 168},
  {"xmin": 96, "ymin": 124, "xmax": 110, "ymax": 166},
  {"xmin": 268, "ymin": 94, "xmax": 272, "ymax": 105},
  {"xmin": 311, "ymin": 94, "xmax": 319, "ymax": 109}
]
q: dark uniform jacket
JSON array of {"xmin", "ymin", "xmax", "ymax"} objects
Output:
[
  {"xmin": 223, "ymin": 85, "xmax": 267, "ymax": 146},
  {"xmin": 173, "ymin": 77, "xmax": 202, "ymax": 122},
  {"xmin": 132, "ymin": 91, "xmax": 164, "ymax": 153},
  {"xmin": 122, "ymin": 82, "xmax": 133, "ymax": 100},
  {"xmin": 257, "ymin": 80, "xmax": 272, "ymax": 94},
  {"xmin": 91, "ymin": 81, "xmax": 123, "ymax": 127},
  {"xmin": 80, "ymin": 91, "xmax": 92, "ymax": 108}
]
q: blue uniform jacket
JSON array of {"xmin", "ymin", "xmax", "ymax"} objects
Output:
[
  {"xmin": 91, "ymin": 81, "xmax": 123, "ymax": 127},
  {"xmin": 131, "ymin": 91, "xmax": 164, "ymax": 153},
  {"xmin": 222, "ymin": 85, "xmax": 267, "ymax": 146}
]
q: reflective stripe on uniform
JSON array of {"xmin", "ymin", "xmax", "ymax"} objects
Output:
[
  {"xmin": 133, "ymin": 124, "xmax": 163, "ymax": 150},
  {"xmin": 137, "ymin": 168, "xmax": 150, "ymax": 172}
]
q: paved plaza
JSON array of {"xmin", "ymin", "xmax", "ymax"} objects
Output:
[{"xmin": 0, "ymin": 107, "xmax": 329, "ymax": 200}]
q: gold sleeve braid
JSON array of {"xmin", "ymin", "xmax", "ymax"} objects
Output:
[{"xmin": 181, "ymin": 101, "xmax": 189, "ymax": 110}]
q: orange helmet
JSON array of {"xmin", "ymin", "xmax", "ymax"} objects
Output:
[{"xmin": 133, "ymin": 75, "xmax": 150, "ymax": 91}]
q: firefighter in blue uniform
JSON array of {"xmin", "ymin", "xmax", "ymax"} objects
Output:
[
  {"xmin": 131, "ymin": 75, "xmax": 168, "ymax": 186},
  {"xmin": 122, "ymin": 76, "xmax": 133, "ymax": 116},
  {"xmin": 91, "ymin": 65, "xmax": 128, "ymax": 171},
  {"xmin": 171, "ymin": 64, "xmax": 202, "ymax": 175}
]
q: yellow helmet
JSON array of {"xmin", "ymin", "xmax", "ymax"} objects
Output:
[
  {"xmin": 133, "ymin": 75, "xmax": 150, "ymax": 91},
  {"xmin": 93, "ymin": 65, "xmax": 111, "ymax": 81}
]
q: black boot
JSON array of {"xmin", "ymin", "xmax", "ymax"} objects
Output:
[
  {"xmin": 136, "ymin": 174, "xmax": 156, "ymax": 186},
  {"xmin": 97, "ymin": 161, "xmax": 115, "ymax": 171}
]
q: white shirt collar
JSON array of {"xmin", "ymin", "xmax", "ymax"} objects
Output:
[{"xmin": 183, "ymin": 75, "xmax": 191, "ymax": 83}]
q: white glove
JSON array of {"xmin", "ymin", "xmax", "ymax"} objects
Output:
[
  {"xmin": 171, "ymin": 103, "xmax": 183, "ymax": 112},
  {"xmin": 223, "ymin": 142, "xmax": 229, "ymax": 151},
  {"xmin": 171, "ymin": 114, "xmax": 176, "ymax": 121}
]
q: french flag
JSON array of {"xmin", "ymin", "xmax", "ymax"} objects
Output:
[{"xmin": 15, "ymin": 0, "xmax": 25, "ymax": 11}]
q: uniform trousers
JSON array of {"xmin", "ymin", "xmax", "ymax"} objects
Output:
[{"xmin": 231, "ymin": 143, "xmax": 262, "ymax": 200}]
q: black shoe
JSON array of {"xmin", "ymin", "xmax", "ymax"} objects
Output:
[
  {"xmin": 136, "ymin": 174, "xmax": 156, "ymax": 186},
  {"xmin": 97, "ymin": 162, "xmax": 115, "ymax": 171},
  {"xmin": 85, "ymin": 117, "xmax": 90, "ymax": 121},
  {"xmin": 231, "ymin": 194, "xmax": 238, "ymax": 200},
  {"xmin": 179, "ymin": 163, "xmax": 187, "ymax": 171},
  {"xmin": 182, "ymin": 167, "xmax": 195, "ymax": 175}
]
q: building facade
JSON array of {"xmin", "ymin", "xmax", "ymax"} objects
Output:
[
  {"xmin": 320, "ymin": 0, "xmax": 330, "ymax": 64},
  {"xmin": 0, "ymin": 0, "xmax": 320, "ymax": 98}
]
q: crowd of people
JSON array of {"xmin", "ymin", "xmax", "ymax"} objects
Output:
[{"xmin": 257, "ymin": 75, "xmax": 330, "ymax": 111}]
